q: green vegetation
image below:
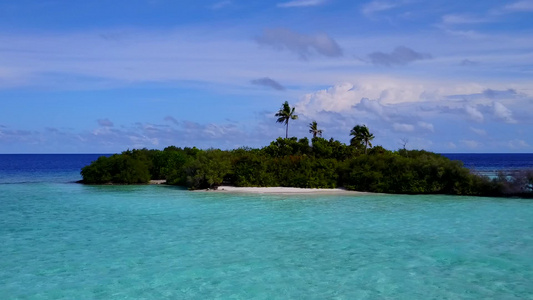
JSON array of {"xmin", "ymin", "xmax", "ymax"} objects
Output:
[
  {"xmin": 80, "ymin": 137, "xmax": 532, "ymax": 197},
  {"xmin": 80, "ymin": 101, "xmax": 532, "ymax": 197}
]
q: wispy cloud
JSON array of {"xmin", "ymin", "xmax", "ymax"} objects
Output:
[
  {"xmin": 256, "ymin": 28, "xmax": 342, "ymax": 59},
  {"xmin": 440, "ymin": 1, "xmax": 533, "ymax": 29},
  {"xmin": 393, "ymin": 123, "xmax": 415, "ymax": 132},
  {"xmin": 0, "ymin": 29, "xmax": 273, "ymax": 89},
  {"xmin": 441, "ymin": 14, "xmax": 489, "ymax": 25},
  {"xmin": 460, "ymin": 59, "xmax": 479, "ymax": 66},
  {"xmin": 470, "ymin": 127, "xmax": 487, "ymax": 136},
  {"xmin": 97, "ymin": 118, "xmax": 114, "ymax": 127},
  {"xmin": 1, "ymin": 117, "xmax": 265, "ymax": 152},
  {"xmin": 493, "ymin": 102, "xmax": 516, "ymax": 123},
  {"xmin": 464, "ymin": 105, "xmax": 484, "ymax": 122},
  {"xmin": 508, "ymin": 139, "xmax": 529, "ymax": 149},
  {"xmin": 251, "ymin": 77, "xmax": 286, "ymax": 91},
  {"xmin": 367, "ymin": 46, "xmax": 431, "ymax": 66},
  {"xmin": 462, "ymin": 139, "xmax": 480, "ymax": 149},
  {"xmin": 418, "ymin": 121, "xmax": 434, "ymax": 132},
  {"xmin": 361, "ymin": 1, "xmax": 398, "ymax": 15},
  {"xmin": 504, "ymin": 0, "xmax": 533, "ymax": 12},
  {"xmin": 277, "ymin": 0, "xmax": 326, "ymax": 8},
  {"xmin": 209, "ymin": 1, "xmax": 232, "ymax": 10}
]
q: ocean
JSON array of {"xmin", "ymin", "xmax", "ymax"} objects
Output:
[
  {"xmin": 1, "ymin": 154, "xmax": 532, "ymax": 299},
  {"xmin": 443, "ymin": 153, "xmax": 533, "ymax": 177}
]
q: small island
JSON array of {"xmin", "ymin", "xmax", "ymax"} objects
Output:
[{"xmin": 80, "ymin": 102, "xmax": 532, "ymax": 198}]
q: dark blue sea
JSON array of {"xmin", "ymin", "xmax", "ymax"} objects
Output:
[
  {"xmin": 1, "ymin": 153, "xmax": 532, "ymax": 299},
  {"xmin": 0, "ymin": 154, "xmax": 107, "ymax": 184},
  {"xmin": 442, "ymin": 153, "xmax": 533, "ymax": 176}
]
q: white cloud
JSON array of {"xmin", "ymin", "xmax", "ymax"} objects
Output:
[
  {"xmin": 357, "ymin": 98, "xmax": 386, "ymax": 118},
  {"xmin": 297, "ymin": 83, "xmax": 360, "ymax": 119},
  {"xmin": 0, "ymin": 117, "xmax": 267, "ymax": 153},
  {"xmin": 447, "ymin": 142, "xmax": 457, "ymax": 149},
  {"xmin": 277, "ymin": 0, "xmax": 325, "ymax": 8},
  {"xmin": 464, "ymin": 105, "xmax": 484, "ymax": 122},
  {"xmin": 441, "ymin": 14, "xmax": 488, "ymax": 25},
  {"xmin": 441, "ymin": 29, "xmax": 487, "ymax": 40},
  {"xmin": 462, "ymin": 139, "xmax": 480, "ymax": 149},
  {"xmin": 470, "ymin": 127, "xmax": 487, "ymax": 136},
  {"xmin": 295, "ymin": 78, "xmax": 531, "ymax": 129},
  {"xmin": 504, "ymin": 0, "xmax": 533, "ymax": 12},
  {"xmin": 417, "ymin": 121, "xmax": 434, "ymax": 132},
  {"xmin": 362, "ymin": 1, "xmax": 398, "ymax": 15},
  {"xmin": 289, "ymin": 78, "xmax": 533, "ymax": 152},
  {"xmin": 209, "ymin": 1, "xmax": 232, "ymax": 10},
  {"xmin": 296, "ymin": 78, "xmax": 441, "ymax": 117},
  {"xmin": 493, "ymin": 102, "xmax": 516, "ymax": 123},
  {"xmin": 508, "ymin": 139, "xmax": 529, "ymax": 149},
  {"xmin": 393, "ymin": 123, "xmax": 415, "ymax": 132},
  {"xmin": 203, "ymin": 123, "xmax": 240, "ymax": 138}
]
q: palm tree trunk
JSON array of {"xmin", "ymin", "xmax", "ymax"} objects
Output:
[{"xmin": 286, "ymin": 122, "xmax": 289, "ymax": 138}]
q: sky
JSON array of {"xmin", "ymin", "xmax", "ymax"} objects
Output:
[{"xmin": 0, "ymin": 0, "xmax": 532, "ymax": 153}]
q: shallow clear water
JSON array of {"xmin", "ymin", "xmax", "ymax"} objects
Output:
[
  {"xmin": 1, "ymin": 181, "xmax": 532, "ymax": 299},
  {"xmin": 1, "ymin": 154, "xmax": 532, "ymax": 299}
]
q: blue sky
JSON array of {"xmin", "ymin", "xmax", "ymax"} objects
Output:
[{"xmin": 0, "ymin": 0, "xmax": 532, "ymax": 153}]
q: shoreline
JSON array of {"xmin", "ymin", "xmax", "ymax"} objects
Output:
[{"xmin": 197, "ymin": 185, "xmax": 373, "ymax": 195}]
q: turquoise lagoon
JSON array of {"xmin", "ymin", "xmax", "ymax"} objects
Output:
[
  {"xmin": 1, "ymin": 183, "xmax": 532, "ymax": 299},
  {"xmin": 0, "ymin": 154, "xmax": 532, "ymax": 299}
]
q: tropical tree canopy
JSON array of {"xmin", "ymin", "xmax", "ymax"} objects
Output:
[
  {"xmin": 350, "ymin": 124, "xmax": 375, "ymax": 154},
  {"xmin": 275, "ymin": 101, "xmax": 298, "ymax": 138},
  {"xmin": 309, "ymin": 121, "xmax": 323, "ymax": 138}
]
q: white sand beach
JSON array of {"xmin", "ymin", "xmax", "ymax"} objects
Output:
[
  {"xmin": 200, "ymin": 185, "xmax": 372, "ymax": 195},
  {"xmin": 149, "ymin": 180, "xmax": 167, "ymax": 185}
]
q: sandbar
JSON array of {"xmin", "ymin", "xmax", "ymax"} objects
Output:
[
  {"xmin": 199, "ymin": 185, "xmax": 372, "ymax": 195},
  {"xmin": 149, "ymin": 180, "xmax": 167, "ymax": 185}
]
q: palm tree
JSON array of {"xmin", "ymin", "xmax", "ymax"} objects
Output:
[
  {"xmin": 350, "ymin": 124, "xmax": 374, "ymax": 154},
  {"xmin": 308, "ymin": 121, "xmax": 323, "ymax": 138},
  {"xmin": 275, "ymin": 101, "xmax": 298, "ymax": 138}
]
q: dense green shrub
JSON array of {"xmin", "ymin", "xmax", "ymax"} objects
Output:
[
  {"xmin": 262, "ymin": 137, "xmax": 311, "ymax": 157},
  {"xmin": 80, "ymin": 149, "xmax": 152, "ymax": 184},
  {"xmin": 232, "ymin": 150, "xmax": 277, "ymax": 187},
  {"xmin": 80, "ymin": 155, "xmax": 114, "ymax": 184},
  {"xmin": 80, "ymin": 140, "xmax": 530, "ymax": 197},
  {"xmin": 311, "ymin": 137, "xmax": 359, "ymax": 160},
  {"xmin": 341, "ymin": 150, "xmax": 501, "ymax": 195},
  {"xmin": 183, "ymin": 149, "xmax": 232, "ymax": 189}
]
